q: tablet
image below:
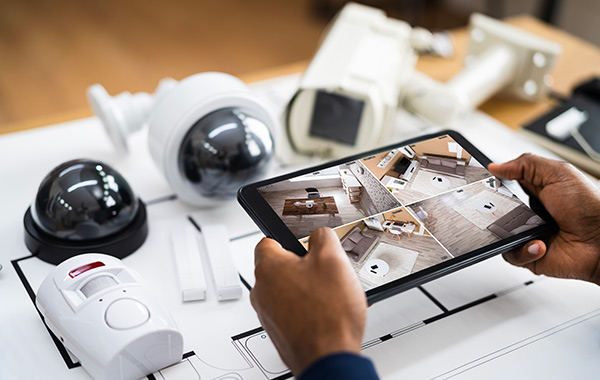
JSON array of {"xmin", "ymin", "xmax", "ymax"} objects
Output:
[{"xmin": 238, "ymin": 130, "xmax": 556, "ymax": 304}]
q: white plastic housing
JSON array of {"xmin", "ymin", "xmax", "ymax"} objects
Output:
[
  {"xmin": 286, "ymin": 2, "xmax": 416, "ymax": 158},
  {"xmin": 87, "ymin": 79, "xmax": 177, "ymax": 154},
  {"xmin": 462, "ymin": 13, "xmax": 561, "ymax": 101},
  {"xmin": 171, "ymin": 224, "xmax": 207, "ymax": 302},
  {"xmin": 546, "ymin": 106, "xmax": 588, "ymax": 140},
  {"xmin": 36, "ymin": 254, "xmax": 183, "ymax": 380},
  {"xmin": 147, "ymin": 72, "xmax": 279, "ymax": 206},
  {"xmin": 404, "ymin": 13, "xmax": 562, "ymax": 127}
]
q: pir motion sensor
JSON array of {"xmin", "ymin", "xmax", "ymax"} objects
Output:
[
  {"xmin": 27, "ymin": 159, "xmax": 245, "ymax": 380},
  {"xmin": 27, "ymin": 38, "xmax": 273, "ymax": 380}
]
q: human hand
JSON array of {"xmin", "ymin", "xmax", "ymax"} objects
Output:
[
  {"xmin": 250, "ymin": 227, "xmax": 367, "ymax": 375},
  {"xmin": 488, "ymin": 154, "xmax": 600, "ymax": 285}
]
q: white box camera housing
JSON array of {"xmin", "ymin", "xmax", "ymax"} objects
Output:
[{"xmin": 285, "ymin": 3, "xmax": 416, "ymax": 159}]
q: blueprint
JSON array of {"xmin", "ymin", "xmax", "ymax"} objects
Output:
[{"xmin": 3, "ymin": 73, "xmax": 600, "ymax": 380}]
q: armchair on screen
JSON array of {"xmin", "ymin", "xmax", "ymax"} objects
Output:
[{"xmin": 416, "ymin": 206, "xmax": 437, "ymax": 229}]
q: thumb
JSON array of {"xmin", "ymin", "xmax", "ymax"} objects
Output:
[
  {"xmin": 487, "ymin": 162, "xmax": 516, "ymax": 181},
  {"xmin": 488, "ymin": 154, "xmax": 566, "ymax": 197},
  {"xmin": 487, "ymin": 154, "xmax": 545, "ymax": 182},
  {"xmin": 306, "ymin": 227, "xmax": 366, "ymax": 302},
  {"xmin": 307, "ymin": 227, "xmax": 346, "ymax": 261},
  {"xmin": 502, "ymin": 240, "xmax": 547, "ymax": 271},
  {"xmin": 254, "ymin": 237, "xmax": 295, "ymax": 268}
]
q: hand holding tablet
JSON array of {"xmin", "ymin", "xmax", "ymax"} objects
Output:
[
  {"xmin": 250, "ymin": 228, "xmax": 367, "ymax": 375},
  {"xmin": 242, "ymin": 133, "xmax": 600, "ymax": 377},
  {"xmin": 489, "ymin": 154, "xmax": 600, "ymax": 285},
  {"xmin": 239, "ymin": 131, "xmax": 557, "ymax": 303}
]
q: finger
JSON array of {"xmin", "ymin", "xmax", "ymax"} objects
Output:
[
  {"xmin": 248, "ymin": 290, "xmax": 273, "ymax": 340},
  {"xmin": 254, "ymin": 237, "xmax": 283, "ymax": 267},
  {"xmin": 249, "ymin": 287, "xmax": 259, "ymax": 310},
  {"xmin": 254, "ymin": 237, "xmax": 300, "ymax": 283},
  {"xmin": 307, "ymin": 227, "xmax": 345, "ymax": 260},
  {"xmin": 249, "ymin": 286, "xmax": 268, "ymax": 315},
  {"xmin": 487, "ymin": 153, "xmax": 546, "ymax": 181},
  {"xmin": 487, "ymin": 154, "xmax": 566, "ymax": 196},
  {"xmin": 502, "ymin": 240, "xmax": 547, "ymax": 267}
]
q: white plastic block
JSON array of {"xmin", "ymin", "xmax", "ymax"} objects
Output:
[
  {"xmin": 170, "ymin": 224, "xmax": 207, "ymax": 302},
  {"xmin": 201, "ymin": 224, "xmax": 243, "ymax": 301}
]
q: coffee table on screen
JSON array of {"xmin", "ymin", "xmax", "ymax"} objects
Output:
[{"xmin": 282, "ymin": 196, "xmax": 339, "ymax": 216}]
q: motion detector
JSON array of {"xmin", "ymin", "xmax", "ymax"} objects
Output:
[
  {"xmin": 36, "ymin": 253, "xmax": 183, "ymax": 380},
  {"xmin": 88, "ymin": 72, "xmax": 276, "ymax": 206}
]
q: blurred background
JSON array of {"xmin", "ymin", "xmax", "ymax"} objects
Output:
[{"xmin": 0, "ymin": 0, "xmax": 598, "ymax": 133}]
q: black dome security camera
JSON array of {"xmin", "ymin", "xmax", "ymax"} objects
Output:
[{"xmin": 24, "ymin": 159, "xmax": 148, "ymax": 265}]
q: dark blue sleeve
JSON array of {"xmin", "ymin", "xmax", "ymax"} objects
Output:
[{"xmin": 297, "ymin": 352, "xmax": 379, "ymax": 380}]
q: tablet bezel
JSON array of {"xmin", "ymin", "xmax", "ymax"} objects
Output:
[{"xmin": 238, "ymin": 130, "xmax": 557, "ymax": 304}]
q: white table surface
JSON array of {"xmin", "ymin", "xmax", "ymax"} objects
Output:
[{"xmin": 2, "ymin": 74, "xmax": 600, "ymax": 380}]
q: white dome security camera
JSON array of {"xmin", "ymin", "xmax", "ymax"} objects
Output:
[{"xmin": 88, "ymin": 72, "xmax": 277, "ymax": 206}]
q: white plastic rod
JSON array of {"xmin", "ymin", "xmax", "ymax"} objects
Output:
[
  {"xmin": 86, "ymin": 78, "xmax": 177, "ymax": 154},
  {"xmin": 447, "ymin": 44, "xmax": 517, "ymax": 108},
  {"xmin": 170, "ymin": 224, "xmax": 207, "ymax": 302}
]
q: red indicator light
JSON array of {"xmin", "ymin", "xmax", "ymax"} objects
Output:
[{"xmin": 69, "ymin": 261, "xmax": 105, "ymax": 278}]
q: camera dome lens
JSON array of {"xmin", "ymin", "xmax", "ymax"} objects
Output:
[
  {"xmin": 178, "ymin": 107, "xmax": 273, "ymax": 198},
  {"xmin": 31, "ymin": 159, "xmax": 139, "ymax": 240}
]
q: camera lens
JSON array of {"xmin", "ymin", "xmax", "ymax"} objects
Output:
[
  {"xmin": 177, "ymin": 107, "xmax": 273, "ymax": 198},
  {"xmin": 24, "ymin": 159, "xmax": 148, "ymax": 265},
  {"xmin": 31, "ymin": 159, "xmax": 139, "ymax": 240}
]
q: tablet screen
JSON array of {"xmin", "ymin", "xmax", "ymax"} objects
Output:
[{"xmin": 256, "ymin": 134, "xmax": 547, "ymax": 291}]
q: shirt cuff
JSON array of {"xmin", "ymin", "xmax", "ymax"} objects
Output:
[{"xmin": 297, "ymin": 352, "xmax": 379, "ymax": 380}]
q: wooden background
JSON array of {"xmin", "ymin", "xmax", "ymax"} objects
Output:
[{"xmin": 0, "ymin": 0, "xmax": 471, "ymax": 134}]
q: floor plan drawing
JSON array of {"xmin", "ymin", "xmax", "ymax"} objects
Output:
[
  {"xmin": 4, "ymin": 73, "xmax": 600, "ymax": 380},
  {"xmin": 16, "ymin": 195, "xmax": 587, "ymax": 380}
]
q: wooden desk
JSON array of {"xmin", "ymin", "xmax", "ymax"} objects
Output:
[
  {"xmin": 3, "ymin": 15, "xmax": 599, "ymax": 134},
  {"xmin": 282, "ymin": 196, "xmax": 339, "ymax": 216}
]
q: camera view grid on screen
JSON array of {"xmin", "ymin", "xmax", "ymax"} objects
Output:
[{"xmin": 257, "ymin": 134, "xmax": 546, "ymax": 290}]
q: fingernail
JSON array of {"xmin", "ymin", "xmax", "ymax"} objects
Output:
[{"xmin": 527, "ymin": 243, "xmax": 539, "ymax": 255}]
